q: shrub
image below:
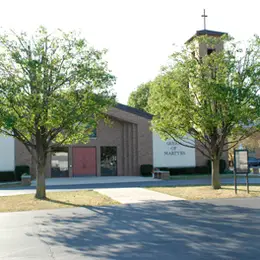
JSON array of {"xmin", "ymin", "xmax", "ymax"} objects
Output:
[
  {"xmin": 169, "ymin": 167, "xmax": 196, "ymax": 175},
  {"xmin": 219, "ymin": 159, "xmax": 227, "ymax": 173},
  {"xmin": 140, "ymin": 164, "xmax": 153, "ymax": 176},
  {"xmin": 15, "ymin": 165, "xmax": 30, "ymax": 181},
  {"xmin": 168, "ymin": 166, "xmax": 210, "ymax": 175},
  {"xmin": 0, "ymin": 171, "xmax": 16, "ymax": 182},
  {"xmin": 195, "ymin": 166, "xmax": 210, "ymax": 174}
]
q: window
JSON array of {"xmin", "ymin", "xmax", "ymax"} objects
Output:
[
  {"xmin": 89, "ymin": 128, "xmax": 97, "ymax": 138},
  {"xmin": 100, "ymin": 146, "xmax": 117, "ymax": 176},
  {"xmin": 51, "ymin": 148, "xmax": 69, "ymax": 178},
  {"xmin": 85, "ymin": 123, "xmax": 97, "ymax": 138},
  {"xmin": 207, "ymin": 48, "xmax": 215, "ymax": 55}
]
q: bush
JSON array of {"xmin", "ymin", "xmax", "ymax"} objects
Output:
[
  {"xmin": 169, "ymin": 167, "xmax": 195, "ymax": 175},
  {"xmin": 0, "ymin": 171, "xmax": 16, "ymax": 182},
  {"xmin": 15, "ymin": 165, "xmax": 30, "ymax": 181},
  {"xmin": 219, "ymin": 159, "xmax": 227, "ymax": 173},
  {"xmin": 156, "ymin": 160, "xmax": 226, "ymax": 176},
  {"xmin": 168, "ymin": 166, "xmax": 210, "ymax": 175},
  {"xmin": 207, "ymin": 159, "xmax": 227, "ymax": 174},
  {"xmin": 140, "ymin": 164, "xmax": 153, "ymax": 176},
  {"xmin": 195, "ymin": 166, "xmax": 210, "ymax": 174}
]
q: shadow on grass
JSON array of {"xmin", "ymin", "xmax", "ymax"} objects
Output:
[
  {"xmin": 41, "ymin": 197, "xmax": 107, "ymax": 209},
  {"xmin": 42, "ymin": 197, "xmax": 89, "ymax": 208},
  {"xmin": 27, "ymin": 199, "xmax": 260, "ymax": 260}
]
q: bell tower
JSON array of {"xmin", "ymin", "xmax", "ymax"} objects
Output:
[{"xmin": 185, "ymin": 9, "xmax": 227, "ymax": 58}]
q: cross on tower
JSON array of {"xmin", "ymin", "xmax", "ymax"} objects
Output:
[{"xmin": 201, "ymin": 9, "xmax": 208, "ymax": 30}]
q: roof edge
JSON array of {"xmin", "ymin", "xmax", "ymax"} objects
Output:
[
  {"xmin": 115, "ymin": 103, "xmax": 153, "ymax": 120},
  {"xmin": 185, "ymin": 29, "xmax": 228, "ymax": 44}
]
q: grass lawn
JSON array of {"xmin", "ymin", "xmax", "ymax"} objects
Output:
[
  {"xmin": 148, "ymin": 185, "xmax": 260, "ymax": 200},
  {"xmin": 169, "ymin": 174, "xmax": 260, "ymax": 180},
  {"xmin": 0, "ymin": 190, "xmax": 119, "ymax": 212},
  {"xmin": 0, "ymin": 182, "xmax": 21, "ymax": 188}
]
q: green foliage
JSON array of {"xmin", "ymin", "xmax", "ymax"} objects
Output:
[
  {"xmin": 0, "ymin": 27, "xmax": 116, "ymax": 198},
  {"xmin": 0, "ymin": 27, "xmax": 116, "ymax": 147},
  {"xmin": 149, "ymin": 35, "xmax": 260, "ymax": 159},
  {"xmin": 127, "ymin": 82, "xmax": 152, "ymax": 112},
  {"xmin": 148, "ymin": 35, "xmax": 260, "ymax": 188}
]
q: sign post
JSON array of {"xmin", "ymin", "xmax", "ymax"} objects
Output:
[
  {"xmin": 234, "ymin": 149, "xmax": 249, "ymax": 194},
  {"xmin": 234, "ymin": 166, "xmax": 237, "ymax": 194},
  {"xmin": 246, "ymin": 170, "xmax": 249, "ymax": 194}
]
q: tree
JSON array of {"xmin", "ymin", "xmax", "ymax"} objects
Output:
[
  {"xmin": 149, "ymin": 35, "xmax": 260, "ymax": 189},
  {"xmin": 127, "ymin": 82, "xmax": 151, "ymax": 112},
  {"xmin": 0, "ymin": 27, "xmax": 115, "ymax": 199}
]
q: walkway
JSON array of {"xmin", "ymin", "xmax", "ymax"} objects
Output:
[
  {"xmin": 31, "ymin": 176, "xmax": 161, "ymax": 187},
  {"xmin": 95, "ymin": 187, "xmax": 184, "ymax": 204},
  {"xmin": 1, "ymin": 176, "xmax": 260, "ymax": 197}
]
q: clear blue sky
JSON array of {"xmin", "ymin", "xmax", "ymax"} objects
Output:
[{"xmin": 1, "ymin": 0, "xmax": 259, "ymax": 104}]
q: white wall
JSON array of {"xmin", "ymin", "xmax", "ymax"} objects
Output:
[
  {"xmin": 153, "ymin": 133, "xmax": 195, "ymax": 168},
  {"xmin": 0, "ymin": 135, "xmax": 15, "ymax": 171}
]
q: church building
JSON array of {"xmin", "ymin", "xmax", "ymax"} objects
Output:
[
  {"xmin": 15, "ymin": 104, "xmax": 153, "ymax": 178},
  {"xmin": 0, "ymin": 12, "xmax": 229, "ymax": 179}
]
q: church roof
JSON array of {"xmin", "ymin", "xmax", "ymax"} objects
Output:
[
  {"xmin": 185, "ymin": 29, "xmax": 228, "ymax": 44},
  {"xmin": 116, "ymin": 103, "xmax": 153, "ymax": 119}
]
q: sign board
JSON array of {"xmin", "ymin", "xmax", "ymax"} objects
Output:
[
  {"xmin": 153, "ymin": 133, "xmax": 195, "ymax": 168},
  {"xmin": 234, "ymin": 149, "xmax": 250, "ymax": 194},
  {"xmin": 0, "ymin": 135, "xmax": 15, "ymax": 171},
  {"xmin": 234, "ymin": 149, "xmax": 248, "ymax": 173}
]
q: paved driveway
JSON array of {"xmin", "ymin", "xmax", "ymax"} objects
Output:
[{"xmin": 1, "ymin": 198, "xmax": 260, "ymax": 259}]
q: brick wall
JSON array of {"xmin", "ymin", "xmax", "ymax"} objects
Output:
[{"xmin": 16, "ymin": 107, "xmax": 153, "ymax": 178}]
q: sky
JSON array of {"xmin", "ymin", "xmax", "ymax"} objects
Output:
[{"xmin": 0, "ymin": 0, "xmax": 259, "ymax": 104}]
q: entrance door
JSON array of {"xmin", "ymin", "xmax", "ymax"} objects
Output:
[
  {"xmin": 101, "ymin": 146, "xmax": 117, "ymax": 176},
  {"xmin": 51, "ymin": 151, "xmax": 69, "ymax": 177},
  {"xmin": 72, "ymin": 147, "xmax": 96, "ymax": 176}
]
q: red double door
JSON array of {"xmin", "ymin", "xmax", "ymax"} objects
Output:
[{"xmin": 72, "ymin": 147, "xmax": 96, "ymax": 176}]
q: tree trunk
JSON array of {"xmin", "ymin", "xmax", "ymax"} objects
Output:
[
  {"xmin": 211, "ymin": 158, "xmax": 221, "ymax": 189},
  {"xmin": 35, "ymin": 158, "xmax": 46, "ymax": 199},
  {"xmin": 34, "ymin": 128, "xmax": 48, "ymax": 199}
]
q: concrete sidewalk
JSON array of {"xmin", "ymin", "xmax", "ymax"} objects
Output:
[
  {"xmin": 1, "ymin": 176, "xmax": 260, "ymax": 197},
  {"xmin": 31, "ymin": 176, "xmax": 161, "ymax": 187},
  {"xmin": 95, "ymin": 187, "xmax": 184, "ymax": 204}
]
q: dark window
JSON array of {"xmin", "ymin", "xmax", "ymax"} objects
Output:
[
  {"xmin": 207, "ymin": 48, "xmax": 216, "ymax": 55},
  {"xmin": 100, "ymin": 146, "xmax": 117, "ymax": 176},
  {"xmin": 89, "ymin": 128, "xmax": 97, "ymax": 138},
  {"xmin": 85, "ymin": 123, "xmax": 97, "ymax": 138},
  {"xmin": 51, "ymin": 148, "xmax": 69, "ymax": 178}
]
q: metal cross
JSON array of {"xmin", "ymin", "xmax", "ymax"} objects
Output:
[{"xmin": 201, "ymin": 9, "xmax": 208, "ymax": 30}]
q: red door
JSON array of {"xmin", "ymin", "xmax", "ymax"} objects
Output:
[{"xmin": 72, "ymin": 147, "xmax": 96, "ymax": 176}]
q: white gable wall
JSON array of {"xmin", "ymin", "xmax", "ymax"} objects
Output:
[
  {"xmin": 153, "ymin": 132, "xmax": 196, "ymax": 168},
  {"xmin": 0, "ymin": 135, "xmax": 15, "ymax": 171}
]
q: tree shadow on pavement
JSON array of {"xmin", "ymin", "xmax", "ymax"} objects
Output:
[
  {"xmin": 29, "ymin": 200, "xmax": 260, "ymax": 260},
  {"xmin": 43, "ymin": 197, "xmax": 92, "ymax": 208}
]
